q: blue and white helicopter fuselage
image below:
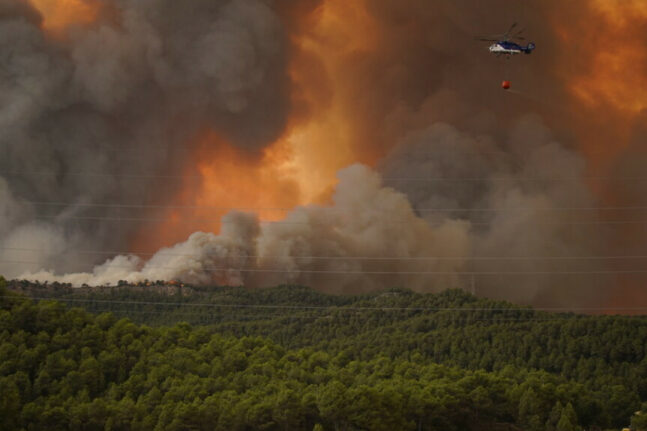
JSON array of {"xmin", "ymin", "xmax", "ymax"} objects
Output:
[
  {"xmin": 477, "ymin": 23, "xmax": 535, "ymax": 88},
  {"xmin": 489, "ymin": 41, "xmax": 536, "ymax": 56}
]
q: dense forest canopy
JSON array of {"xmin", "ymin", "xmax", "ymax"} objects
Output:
[{"xmin": 2, "ymin": 277, "xmax": 647, "ymax": 430}]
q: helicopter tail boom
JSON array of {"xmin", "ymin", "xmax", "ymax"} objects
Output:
[{"xmin": 523, "ymin": 42, "xmax": 536, "ymax": 54}]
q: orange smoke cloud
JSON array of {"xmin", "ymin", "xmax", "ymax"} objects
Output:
[
  {"xmin": 129, "ymin": 0, "xmax": 645, "ymax": 308},
  {"xmin": 193, "ymin": 133, "xmax": 303, "ymax": 224},
  {"xmin": 549, "ymin": 0, "xmax": 647, "ymax": 195},
  {"xmin": 29, "ymin": 0, "xmax": 101, "ymax": 33},
  {"xmin": 571, "ymin": 0, "xmax": 647, "ymax": 114},
  {"xmin": 133, "ymin": 0, "xmax": 385, "ymax": 252},
  {"xmin": 131, "ymin": 132, "xmax": 307, "ymax": 253},
  {"xmin": 553, "ymin": 0, "xmax": 647, "ymax": 309},
  {"xmin": 283, "ymin": 0, "xmax": 382, "ymax": 194}
]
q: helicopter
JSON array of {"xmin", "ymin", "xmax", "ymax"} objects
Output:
[
  {"xmin": 477, "ymin": 22, "xmax": 535, "ymax": 57},
  {"xmin": 489, "ymin": 40, "xmax": 535, "ymax": 56},
  {"xmin": 476, "ymin": 23, "xmax": 535, "ymax": 89}
]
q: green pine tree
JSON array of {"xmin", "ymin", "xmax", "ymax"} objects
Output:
[
  {"xmin": 546, "ymin": 401, "xmax": 563, "ymax": 430},
  {"xmin": 556, "ymin": 403, "xmax": 580, "ymax": 431},
  {"xmin": 632, "ymin": 404, "xmax": 647, "ymax": 431}
]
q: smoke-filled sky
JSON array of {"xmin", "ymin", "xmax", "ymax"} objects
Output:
[{"xmin": 1, "ymin": 0, "xmax": 646, "ymax": 309}]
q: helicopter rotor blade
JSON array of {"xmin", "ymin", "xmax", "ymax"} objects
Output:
[
  {"xmin": 507, "ymin": 22, "xmax": 518, "ymax": 35},
  {"xmin": 477, "ymin": 22, "xmax": 525, "ymax": 43},
  {"xmin": 502, "ymin": 22, "xmax": 518, "ymax": 40}
]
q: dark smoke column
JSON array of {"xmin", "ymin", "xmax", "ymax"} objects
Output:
[{"xmin": 0, "ymin": 0, "xmax": 303, "ymax": 276}]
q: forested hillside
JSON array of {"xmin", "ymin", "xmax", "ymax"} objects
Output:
[{"xmin": 3, "ymin": 279, "xmax": 647, "ymax": 430}]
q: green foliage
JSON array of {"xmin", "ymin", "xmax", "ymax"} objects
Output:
[
  {"xmin": 632, "ymin": 404, "xmax": 647, "ymax": 431},
  {"xmin": 555, "ymin": 403, "xmax": 580, "ymax": 431},
  {"xmin": 2, "ymin": 286, "xmax": 646, "ymax": 429}
]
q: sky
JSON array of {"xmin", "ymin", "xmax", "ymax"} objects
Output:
[{"xmin": 1, "ymin": 0, "xmax": 646, "ymax": 309}]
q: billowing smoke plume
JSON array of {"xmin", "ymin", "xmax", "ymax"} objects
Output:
[
  {"xmin": 22, "ymin": 118, "xmax": 599, "ymax": 305},
  {"xmin": 1, "ymin": 0, "xmax": 299, "ymax": 273},
  {"xmin": 380, "ymin": 118, "xmax": 598, "ymax": 304},
  {"xmin": 2, "ymin": 0, "xmax": 646, "ymax": 308},
  {"xmin": 25, "ymin": 164, "xmax": 472, "ymax": 294}
]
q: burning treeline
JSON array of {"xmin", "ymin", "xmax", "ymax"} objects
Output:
[{"xmin": 1, "ymin": 0, "xmax": 646, "ymax": 308}]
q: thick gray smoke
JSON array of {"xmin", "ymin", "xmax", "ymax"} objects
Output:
[
  {"xmin": 0, "ymin": 0, "xmax": 296, "ymax": 275},
  {"xmin": 3, "ymin": 0, "xmax": 643, "ymax": 307},
  {"xmin": 22, "ymin": 118, "xmax": 599, "ymax": 305},
  {"xmin": 380, "ymin": 118, "xmax": 600, "ymax": 304},
  {"xmin": 24, "ymin": 164, "xmax": 472, "ymax": 293}
]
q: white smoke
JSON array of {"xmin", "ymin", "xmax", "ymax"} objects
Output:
[{"xmin": 19, "ymin": 164, "xmax": 472, "ymax": 294}]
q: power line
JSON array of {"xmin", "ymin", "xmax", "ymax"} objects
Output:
[
  {"xmin": 19, "ymin": 200, "xmax": 647, "ymax": 212},
  {"xmin": 384, "ymin": 176, "xmax": 647, "ymax": 183},
  {"xmin": 3, "ymin": 295, "xmax": 647, "ymax": 314},
  {"xmin": 0, "ymin": 171, "xmax": 205, "ymax": 180},
  {"xmin": 24, "ymin": 200, "xmax": 292, "ymax": 211},
  {"xmin": 4, "ymin": 246, "xmax": 647, "ymax": 262},
  {"xmin": 4, "ymin": 259, "xmax": 647, "ymax": 275},
  {"xmin": 20, "ymin": 308, "xmax": 596, "ymax": 323},
  {"xmin": 23, "ymin": 214, "xmax": 647, "ymax": 228},
  {"xmin": 5, "ymin": 170, "xmax": 647, "ymax": 183},
  {"xmin": 0, "ymin": 295, "xmax": 530, "ymax": 311}
]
